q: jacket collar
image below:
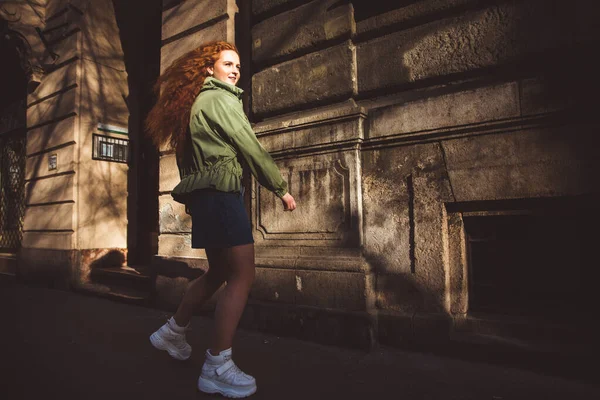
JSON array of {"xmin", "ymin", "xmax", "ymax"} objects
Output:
[{"xmin": 201, "ymin": 76, "xmax": 244, "ymax": 99}]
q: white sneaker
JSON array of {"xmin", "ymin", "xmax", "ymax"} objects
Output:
[
  {"xmin": 197, "ymin": 348, "xmax": 257, "ymax": 398},
  {"xmin": 149, "ymin": 318, "xmax": 191, "ymax": 361}
]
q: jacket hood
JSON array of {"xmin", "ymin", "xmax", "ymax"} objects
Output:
[{"xmin": 201, "ymin": 76, "xmax": 244, "ymax": 99}]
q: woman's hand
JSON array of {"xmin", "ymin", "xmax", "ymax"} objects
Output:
[{"xmin": 281, "ymin": 193, "xmax": 296, "ymax": 211}]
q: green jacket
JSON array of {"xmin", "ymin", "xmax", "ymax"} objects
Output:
[{"xmin": 171, "ymin": 77, "xmax": 288, "ymax": 204}]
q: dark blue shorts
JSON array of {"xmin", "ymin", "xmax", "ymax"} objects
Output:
[{"xmin": 188, "ymin": 188, "xmax": 254, "ymax": 249}]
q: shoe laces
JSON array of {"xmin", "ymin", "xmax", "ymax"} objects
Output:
[
  {"xmin": 171, "ymin": 333, "xmax": 189, "ymax": 350},
  {"xmin": 227, "ymin": 362, "xmax": 251, "ymax": 380}
]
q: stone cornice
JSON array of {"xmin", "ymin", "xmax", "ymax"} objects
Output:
[
  {"xmin": 254, "ymin": 100, "xmax": 366, "ymax": 157},
  {"xmin": 362, "ymin": 110, "xmax": 581, "ymax": 151},
  {"xmin": 255, "ymin": 98, "xmax": 577, "ymax": 157}
]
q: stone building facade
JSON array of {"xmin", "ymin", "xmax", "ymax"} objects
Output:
[
  {"xmin": 1, "ymin": 0, "xmax": 133, "ymax": 286},
  {"xmin": 1, "ymin": 0, "xmax": 598, "ymax": 352}
]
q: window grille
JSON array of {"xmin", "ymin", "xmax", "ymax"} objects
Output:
[
  {"xmin": 0, "ymin": 132, "xmax": 26, "ymax": 252},
  {"xmin": 92, "ymin": 134, "xmax": 129, "ymax": 163},
  {"xmin": 463, "ymin": 202, "xmax": 595, "ymax": 321}
]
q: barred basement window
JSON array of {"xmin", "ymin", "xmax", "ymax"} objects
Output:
[
  {"xmin": 93, "ymin": 134, "xmax": 129, "ymax": 163},
  {"xmin": 462, "ymin": 196, "xmax": 597, "ymax": 322}
]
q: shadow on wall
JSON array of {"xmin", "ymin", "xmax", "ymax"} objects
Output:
[
  {"xmin": 75, "ymin": 0, "xmax": 128, "ymax": 243},
  {"xmin": 112, "ymin": 0, "xmax": 161, "ymax": 265},
  {"xmin": 88, "ymin": 249, "xmax": 126, "ymax": 269},
  {"xmin": 365, "ymin": 252, "xmax": 426, "ymax": 311},
  {"xmin": 152, "ymin": 257, "xmax": 205, "ymax": 281},
  {"xmin": 151, "ymin": 256, "xmax": 210, "ymax": 313},
  {"xmin": 360, "ymin": 140, "xmax": 454, "ymax": 313}
]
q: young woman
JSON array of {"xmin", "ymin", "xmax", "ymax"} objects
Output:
[{"xmin": 145, "ymin": 41, "xmax": 296, "ymax": 398}]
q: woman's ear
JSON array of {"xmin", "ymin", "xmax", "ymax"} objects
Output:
[{"xmin": 207, "ymin": 67, "xmax": 213, "ymax": 76}]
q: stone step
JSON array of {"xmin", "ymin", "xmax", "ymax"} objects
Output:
[
  {"xmin": 0, "ymin": 253, "xmax": 17, "ymax": 277},
  {"xmin": 75, "ymin": 281, "xmax": 152, "ymax": 307},
  {"xmin": 89, "ymin": 266, "xmax": 153, "ymax": 292},
  {"xmin": 78, "ymin": 265, "xmax": 154, "ymax": 306}
]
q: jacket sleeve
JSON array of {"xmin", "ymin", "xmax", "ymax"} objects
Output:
[{"xmin": 206, "ymin": 94, "xmax": 288, "ymax": 198}]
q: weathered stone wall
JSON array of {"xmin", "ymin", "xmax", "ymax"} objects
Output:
[
  {"xmin": 146, "ymin": 0, "xmax": 600, "ymax": 349},
  {"xmin": 247, "ymin": 0, "xmax": 600, "ymax": 348}
]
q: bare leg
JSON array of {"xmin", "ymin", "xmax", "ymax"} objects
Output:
[
  {"xmin": 210, "ymin": 243, "xmax": 256, "ymax": 354},
  {"xmin": 173, "ymin": 248, "xmax": 227, "ymax": 327}
]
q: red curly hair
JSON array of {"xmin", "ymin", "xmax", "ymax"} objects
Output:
[{"xmin": 145, "ymin": 41, "xmax": 239, "ymax": 153}]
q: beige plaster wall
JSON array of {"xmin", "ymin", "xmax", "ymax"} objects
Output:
[
  {"xmin": 0, "ymin": 0, "xmax": 46, "ymax": 22},
  {"xmin": 0, "ymin": 0, "xmax": 47, "ymax": 62},
  {"xmin": 17, "ymin": 0, "xmax": 77, "ymax": 251},
  {"xmin": 159, "ymin": 0, "xmax": 237, "ymax": 73},
  {"xmin": 10, "ymin": 0, "xmax": 131, "ymax": 290},
  {"xmin": 77, "ymin": 59, "xmax": 128, "ymax": 249},
  {"xmin": 74, "ymin": 0, "xmax": 129, "ymax": 250},
  {"xmin": 19, "ymin": 0, "xmax": 129, "ymax": 251}
]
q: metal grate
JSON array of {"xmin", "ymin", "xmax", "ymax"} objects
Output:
[
  {"xmin": 464, "ymin": 206, "xmax": 594, "ymax": 321},
  {"xmin": 92, "ymin": 133, "xmax": 129, "ymax": 163},
  {"xmin": 0, "ymin": 131, "xmax": 26, "ymax": 252}
]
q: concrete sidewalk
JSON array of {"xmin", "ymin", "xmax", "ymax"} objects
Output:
[{"xmin": 1, "ymin": 275, "xmax": 598, "ymax": 400}]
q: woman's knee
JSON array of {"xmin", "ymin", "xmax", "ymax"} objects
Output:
[
  {"xmin": 203, "ymin": 268, "xmax": 227, "ymax": 288},
  {"xmin": 206, "ymin": 248, "xmax": 228, "ymax": 277},
  {"xmin": 207, "ymin": 244, "xmax": 255, "ymax": 283},
  {"xmin": 226, "ymin": 258, "xmax": 255, "ymax": 284}
]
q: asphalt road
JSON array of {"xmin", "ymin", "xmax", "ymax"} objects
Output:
[{"xmin": 1, "ymin": 275, "xmax": 598, "ymax": 400}]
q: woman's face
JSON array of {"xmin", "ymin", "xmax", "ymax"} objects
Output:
[{"xmin": 208, "ymin": 50, "xmax": 240, "ymax": 86}]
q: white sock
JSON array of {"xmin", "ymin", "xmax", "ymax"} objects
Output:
[
  {"xmin": 168, "ymin": 317, "xmax": 187, "ymax": 333},
  {"xmin": 206, "ymin": 347, "xmax": 232, "ymax": 363}
]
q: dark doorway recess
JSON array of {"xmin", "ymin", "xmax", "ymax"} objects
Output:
[
  {"xmin": 112, "ymin": 0, "xmax": 162, "ymax": 266},
  {"xmin": 462, "ymin": 195, "xmax": 598, "ymax": 322},
  {"xmin": 0, "ymin": 23, "xmax": 27, "ymax": 253},
  {"xmin": 235, "ymin": 0, "xmax": 254, "ymax": 210}
]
